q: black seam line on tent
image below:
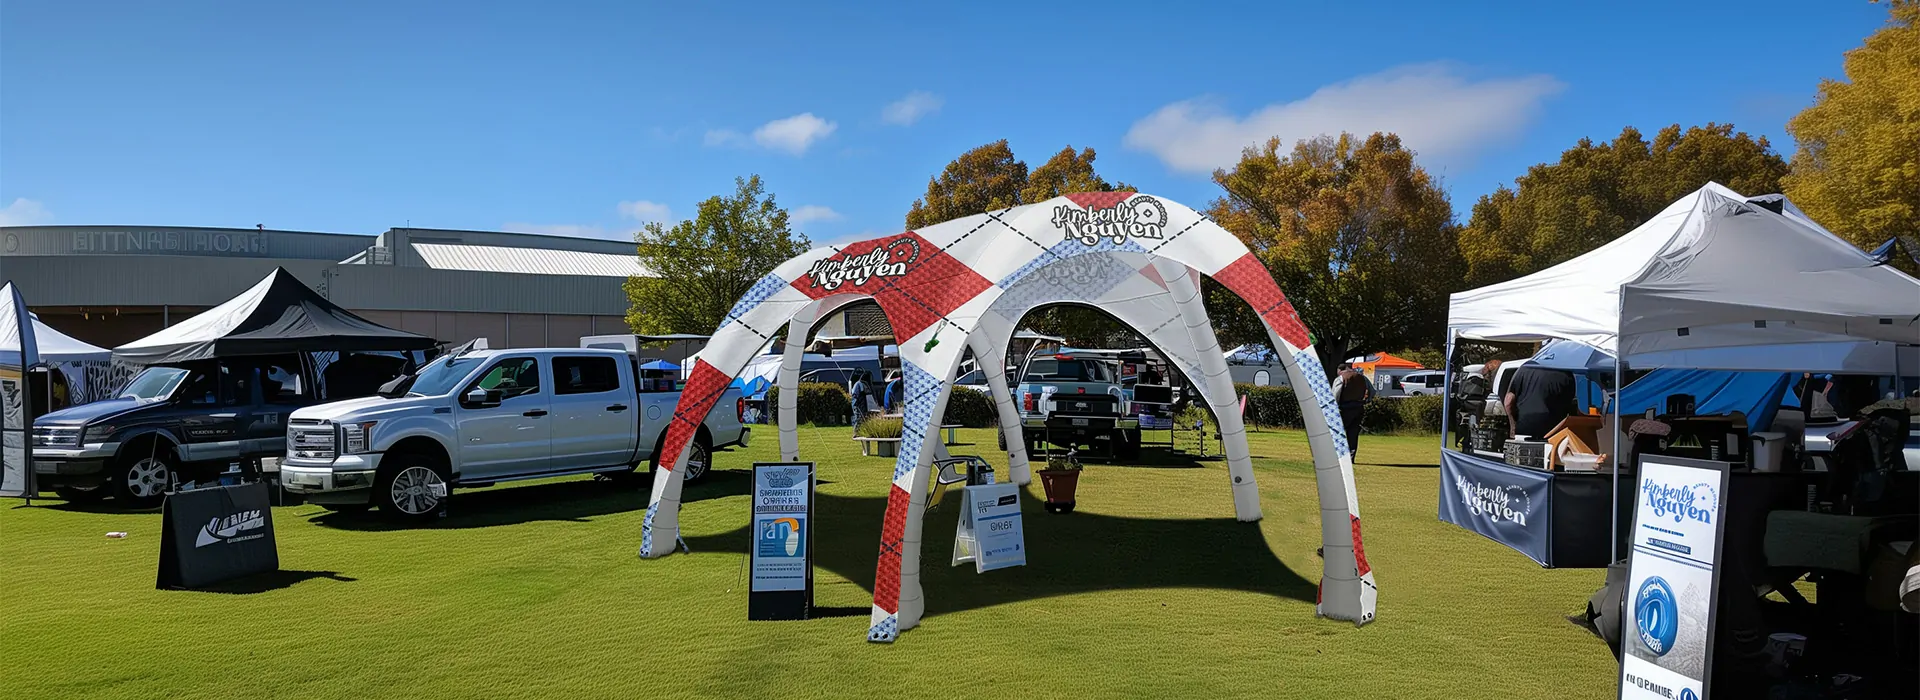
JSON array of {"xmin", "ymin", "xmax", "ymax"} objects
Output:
[{"xmin": 1142, "ymin": 214, "xmax": 1210, "ymax": 256}]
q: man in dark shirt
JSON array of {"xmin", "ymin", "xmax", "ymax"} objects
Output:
[
  {"xmin": 1504, "ymin": 365, "xmax": 1577, "ymax": 439},
  {"xmin": 1335, "ymin": 364, "xmax": 1373, "ymax": 456}
]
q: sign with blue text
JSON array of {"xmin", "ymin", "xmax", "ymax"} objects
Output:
[
  {"xmin": 1619, "ymin": 456, "xmax": 1730, "ymax": 700},
  {"xmin": 954, "ymin": 482, "xmax": 1026, "ymax": 573},
  {"xmin": 749, "ymin": 462, "xmax": 813, "ymax": 620}
]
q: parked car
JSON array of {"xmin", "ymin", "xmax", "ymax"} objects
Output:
[
  {"xmin": 279, "ymin": 346, "xmax": 748, "ymax": 521},
  {"xmin": 1399, "ymin": 370, "xmax": 1448, "ymax": 396},
  {"xmin": 799, "ymin": 367, "xmax": 862, "ymax": 391},
  {"xmin": 30, "ymin": 353, "xmax": 408, "ymax": 508},
  {"xmin": 1011, "ymin": 350, "xmax": 1140, "ymax": 458}
]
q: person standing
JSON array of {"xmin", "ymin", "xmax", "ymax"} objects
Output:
[
  {"xmin": 1335, "ymin": 364, "xmax": 1372, "ymax": 457},
  {"xmin": 849, "ymin": 371, "xmax": 871, "ymax": 429},
  {"xmin": 1504, "ymin": 364, "xmax": 1577, "ymax": 440}
]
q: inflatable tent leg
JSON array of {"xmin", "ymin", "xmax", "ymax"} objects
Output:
[
  {"xmin": 866, "ymin": 345, "xmax": 963, "ymax": 642},
  {"xmin": 968, "ymin": 332, "xmax": 1030, "ymax": 485},
  {"xmin": 1165, "ymin": 264, "xmax": 1261, "ymax": 521}
]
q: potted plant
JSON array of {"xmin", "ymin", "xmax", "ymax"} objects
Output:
[
  {"xmin": 1036, "ymin": 448, "xmax": 1083, "ymax": 513},
  {"xmin": 855, "ymin": 416, "xmax": 905, "ymax": 457}
]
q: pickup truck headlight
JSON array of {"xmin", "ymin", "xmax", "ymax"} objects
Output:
[
  {"xmin": 339, "ymin": 421, "xmax": 378, "ymax": 455},
  {"xmin": 81, "ymin": 424, "xmax": 116, "ymax": 443}
]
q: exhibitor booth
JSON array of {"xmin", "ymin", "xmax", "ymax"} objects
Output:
[{"xmin": 1438, "ymin": 183, "xmax": 1920, "ymax": 697}]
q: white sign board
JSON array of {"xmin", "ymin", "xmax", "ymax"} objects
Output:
[
  {"xmin": 1619, "ymin": 456, "xmax": 1730, "ymax": 700},
  {"xmin": 952, "ymin": 482, "xmax": 1026, "ymax": 573},
  {"xmin": 750, "ymin": 463, "xmax": 812, "ymax": 593}
]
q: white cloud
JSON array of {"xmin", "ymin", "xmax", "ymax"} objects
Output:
[
  {"xmin": 500, "ymin": 222, "xmax": 609, "ymax": 238},
  {"xmin": 618, "ymin": 200, "xmax": 673, "ymax": 224},
  {"xmin": 0, "ymin": 198, "xmax": 53, "ymax": 226},
  {"xmin": 704, "ymin": 129, "xmax": 746, "ymax": 147},
  {"xmin": 790, "ymin": 205, "xmax": 843, "ymax": 225},
  {"xmin": 752, "ymin": 113, "xmax": 837, "ymax": 155},
  {"xmin": 881, "ymin": 91, "xmax": 943, "ymax": 126},
  {"xmin": 1124, "ymin": 63, "xmax": 1565, "ymax": 174}
]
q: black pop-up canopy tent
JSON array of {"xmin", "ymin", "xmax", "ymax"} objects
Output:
[{"xmin": 114, "ymin": 268, "xmax": 437, "ymax": 364}]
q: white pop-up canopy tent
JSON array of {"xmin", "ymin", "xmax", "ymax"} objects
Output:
[
  {"xmin": 1448, "ymin": 182, "xmax": 1920, "ymax": 366},
  {"xmin": 1, "ymin": 313, "xmax": 109, "ymax": 367}
]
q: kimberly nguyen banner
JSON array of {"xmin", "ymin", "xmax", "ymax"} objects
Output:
[{"xmin": 1439, "ymin": 449, "xmax": 1553, "ymax": 566}]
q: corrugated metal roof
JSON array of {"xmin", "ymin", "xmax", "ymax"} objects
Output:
[{"xmin": 410, "ymin": 242, "xmax": 652, "ymax": 278}]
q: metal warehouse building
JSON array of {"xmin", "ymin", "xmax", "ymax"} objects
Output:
[{"xmin": 0, "ymin": 224, "xmax": 644, "ymax": 349}]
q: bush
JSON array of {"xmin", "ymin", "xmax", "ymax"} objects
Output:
[
  {"xmin": 856, "ymin": 416, "xmax": 904, "ymax": 439},
  {"xmin": 1233, "ymin": 383, "xmax": 1304, "ymax": 429},
  {"xmin": 1361, "ymin": 397, "xmax": 1403, "ymax": 434},
  {"xmin": 767, "ymin": 382, "xmax": 852, "ymax": 426},
  {"xmin": 942, "ymin": 388, "xmax": 997, "ymax": 428},
  {"xmin": 1395, "ymin": 394, "xmax": 1445, "ymax": 434}
]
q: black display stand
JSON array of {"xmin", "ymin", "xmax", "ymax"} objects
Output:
[
  {"xmin": 747, "ymin": 462, "xmax": 813, "ymax": 621},
  {"xmin": 157, "ymin": 482, "xmax": 279, "ymax": 589}
]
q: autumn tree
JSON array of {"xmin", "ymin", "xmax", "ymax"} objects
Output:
[
  {"xmin": 1207, "ymin": 132, "xmax": 1463, "ymax": 375},
  {"xmin": 1783, "ymin": 0, "xmax": 1920, "ymax": 257},
  {"xmin": 906, "ymin": 142, "xmax": 1135, "ymax": 343},
  {"xmin": 1457, "ymin": 124, "xmax": 1788, "ymax": 286},
  {"xmin": 624, "ymin": 175, "xmax": 812, "ymax": 334}
]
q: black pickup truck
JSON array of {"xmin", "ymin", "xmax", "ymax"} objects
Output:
[{"xmin": 29, "ymin": 353, "xmax": 406, "ymax": 507}]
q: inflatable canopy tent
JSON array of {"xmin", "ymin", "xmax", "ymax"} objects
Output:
[{"xmin": 639, "ymin": 193, "xmax": 1376, "ymax": 641}]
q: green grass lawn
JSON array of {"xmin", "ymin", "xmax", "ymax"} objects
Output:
[{"xmin": 1, "ymin": 427, "xmax": 1618, "ymax": 699}]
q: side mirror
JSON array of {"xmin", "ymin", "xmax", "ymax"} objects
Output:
[{"xmin": 463, "ymin": 388, "xmax": 502, "ymax": 408}]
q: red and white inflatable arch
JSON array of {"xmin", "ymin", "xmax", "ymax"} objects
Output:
[{"xmin": 639, "ymin": 193, "xmax": 1376, "ymax": 641}]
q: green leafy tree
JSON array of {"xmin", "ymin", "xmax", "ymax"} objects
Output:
[
  {"xmin": 1020, "ymin": 146, "xmax": 1134, "ymax": 204},
  {"xmin": 905, "ymin": 140, "xmax": 1028, "ymax": 229},
  {"xmin": 1207, "ymin": 132, "xmax": 1463, "ymax": 375},
  {"xmin": 1783, "ymin": 0, "xmax": 1920, "ymax": 260},
  {"xmin": 623, "ymin": 175, "xmax": 812, "ymax": 334},
  {"xmin": 1458, "ymin": 124, "xmax": 1788, "ymax": 286}
]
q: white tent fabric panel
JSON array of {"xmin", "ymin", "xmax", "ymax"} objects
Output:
[
  {"xmin": 1, "ymin": 314, "xmax": 109, "ymax": 366},
  {"xmin": 1448, "ymin": 183, "xmax": 1920, "ymax": 361},
  {"xmin": 1631, "ymin": 341, "xmax": 1918, "ymax": 374}
]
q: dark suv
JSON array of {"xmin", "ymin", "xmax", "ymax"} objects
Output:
[{"xmin": 30, "ymin": 353, "xmax": 403, "ymax": 507}]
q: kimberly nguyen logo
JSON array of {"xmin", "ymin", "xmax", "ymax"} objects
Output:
[
  {"xmin": 806, "ymin": 238, "xmax": 921, "ymax": 291},
  {"xmin": 1053, "ymin": 196, "xmax": 1168, "ymax": 246},
  {"xmin": 1453, "ymin": 475, "xmax": 1531, "ymax": 526},
  {"xmin": 195, "ymin": 509, "xmax": 267, "ymax": 547},
  {"xmin": 1642, "ymin": 480, "xmax": 1718, "ymax": 525}
]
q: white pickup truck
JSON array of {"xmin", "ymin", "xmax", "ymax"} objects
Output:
[{"xmin": 279, "ymin": 346, "xmax": 747, "ymax": 521}]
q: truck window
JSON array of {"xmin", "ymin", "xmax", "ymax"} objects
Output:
[
  {"xmin": 260, "ymin": 357, "xmax": 306, "ymax": 405},
  {"xmin": 554, "ymin": 356, "xmax": 620, "ymax": 395},
  {"xmin": 473, "ymin": 357, "xmax": 541, "ymax": 399}
]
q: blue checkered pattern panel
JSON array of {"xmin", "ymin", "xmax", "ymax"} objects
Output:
[
  {"xmin": 1293, "ymin": 349, "xmax": 1349, "ymax": 460},
  {"xmin": 639, "ymin": 502, "xmax": 659, "ymax": 557},
  {"xmin": 867, "ymin": 615, "xmax": 899, "ymax": 642},
  {"xmin": 995, "ymin": 236, "xmax": 1149, "ymax": 289},
  {"xmin": 893, "ymin": 360, "xmax": 941, "ymax": 481},
  {"xmin": 718, "ymin": 272, "xmax": 791, "ymax": 332}
]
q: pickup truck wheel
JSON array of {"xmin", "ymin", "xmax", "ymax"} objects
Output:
[
  {"xmin": 112, "ymin": 449, "xmax": 177, "ymax": 509},
  {"xmin": 997, "ymin": 430, "xmax": 1006, "ymax": 451},
  {"xmin": 683, "ymin": 438, "xmax": 713, "ymax": 482},
  {"xmin": 376, "ymin": 456, "xmax": 449, "ymax": 522}
]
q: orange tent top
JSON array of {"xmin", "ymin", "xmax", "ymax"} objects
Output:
[{"xmin": 1355, "ymin": 353, "xmax": 1423, "ymax": 371}]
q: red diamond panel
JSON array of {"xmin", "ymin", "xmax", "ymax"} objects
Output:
[
  {"xmin": 659, "ymin": 360, "xmax": 728, "ymax": 472},
  {"xmin": 1062, "ymin": 191, "xmax": 1133, "ymax": 210},
  {"xmin": 1213, "ymin": 253, "xmax": 1311, "ymax": 349},
  {"xmin": 872, "ymin": 484, "xmax": 911, "ymax": 614},
  {"xmin": 789, "ymin": 232, "xmax": 991, "ymax": 340},
  {"xmin": 1136, "ymin": 260, "xmax": 1167, "ymax": 289},
  {"xmin": 1351, "ymin": 515, "xmax": 1372, "ymax": 577}
]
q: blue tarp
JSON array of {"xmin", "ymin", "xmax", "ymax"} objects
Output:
[{"xmin": 1615, "ymin": 369, "xmax": 1793, "ymax": 431}]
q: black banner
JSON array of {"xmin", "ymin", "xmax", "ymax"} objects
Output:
[
  {"xmin": 748, "ymin": 462, "xmax": 813, "ymax": 621},
  {"xmin": 157, "ymin": 482, "xmax": 279, "ymax": 589}
]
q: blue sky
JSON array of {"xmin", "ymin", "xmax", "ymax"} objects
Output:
[{"xmin": 0, "ymin": 1, "xmax": 1894, "ymax": 245}]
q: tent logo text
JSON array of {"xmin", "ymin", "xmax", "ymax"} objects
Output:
[
  {"xmin": 807, "ymin": 238, "xmax": 920, "ymax": 291},
  {"xmin": 1053, "ymin": 196, "xmax": 1168, "ymax": 246},
  {"xmin": 195, "ymin": 509, "xmax": 266, "ymax": 547},
  {"xmin": 1452, "ymin": 475, "xmax": 1529, "ymax": 525}
]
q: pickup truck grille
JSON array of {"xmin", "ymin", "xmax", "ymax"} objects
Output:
[
  {"xmin": 31, "ymin": 426, "xmax": 81, "ymax": 448},
  {"xmin": 287, "ymin": 423, "xmax": 336, "ymax": 460}
]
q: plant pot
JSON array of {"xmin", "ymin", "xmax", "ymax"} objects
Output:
[
  {"xmin": 876, "ymin": 440, "xmax": 898, "ymax": 458},
  {"xmin": 1037, "ymin": 468, "xmax": 1080, "ymax": 514}
]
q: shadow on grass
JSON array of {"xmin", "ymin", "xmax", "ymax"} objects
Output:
[
  {"xmin": 178, "ymin": 569, "xmax": 357, "ymax": 594},
  {"xmin": 307, "ymin": 467, "xmax": 754, "ymax": 532},
  {"xmin": 1368, "ymin": 462, "xmax": 1439, "ymax": 470},
  {"xmin": 684, "ymin": 486, "xmax": 1316, "ymax": 620}
]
